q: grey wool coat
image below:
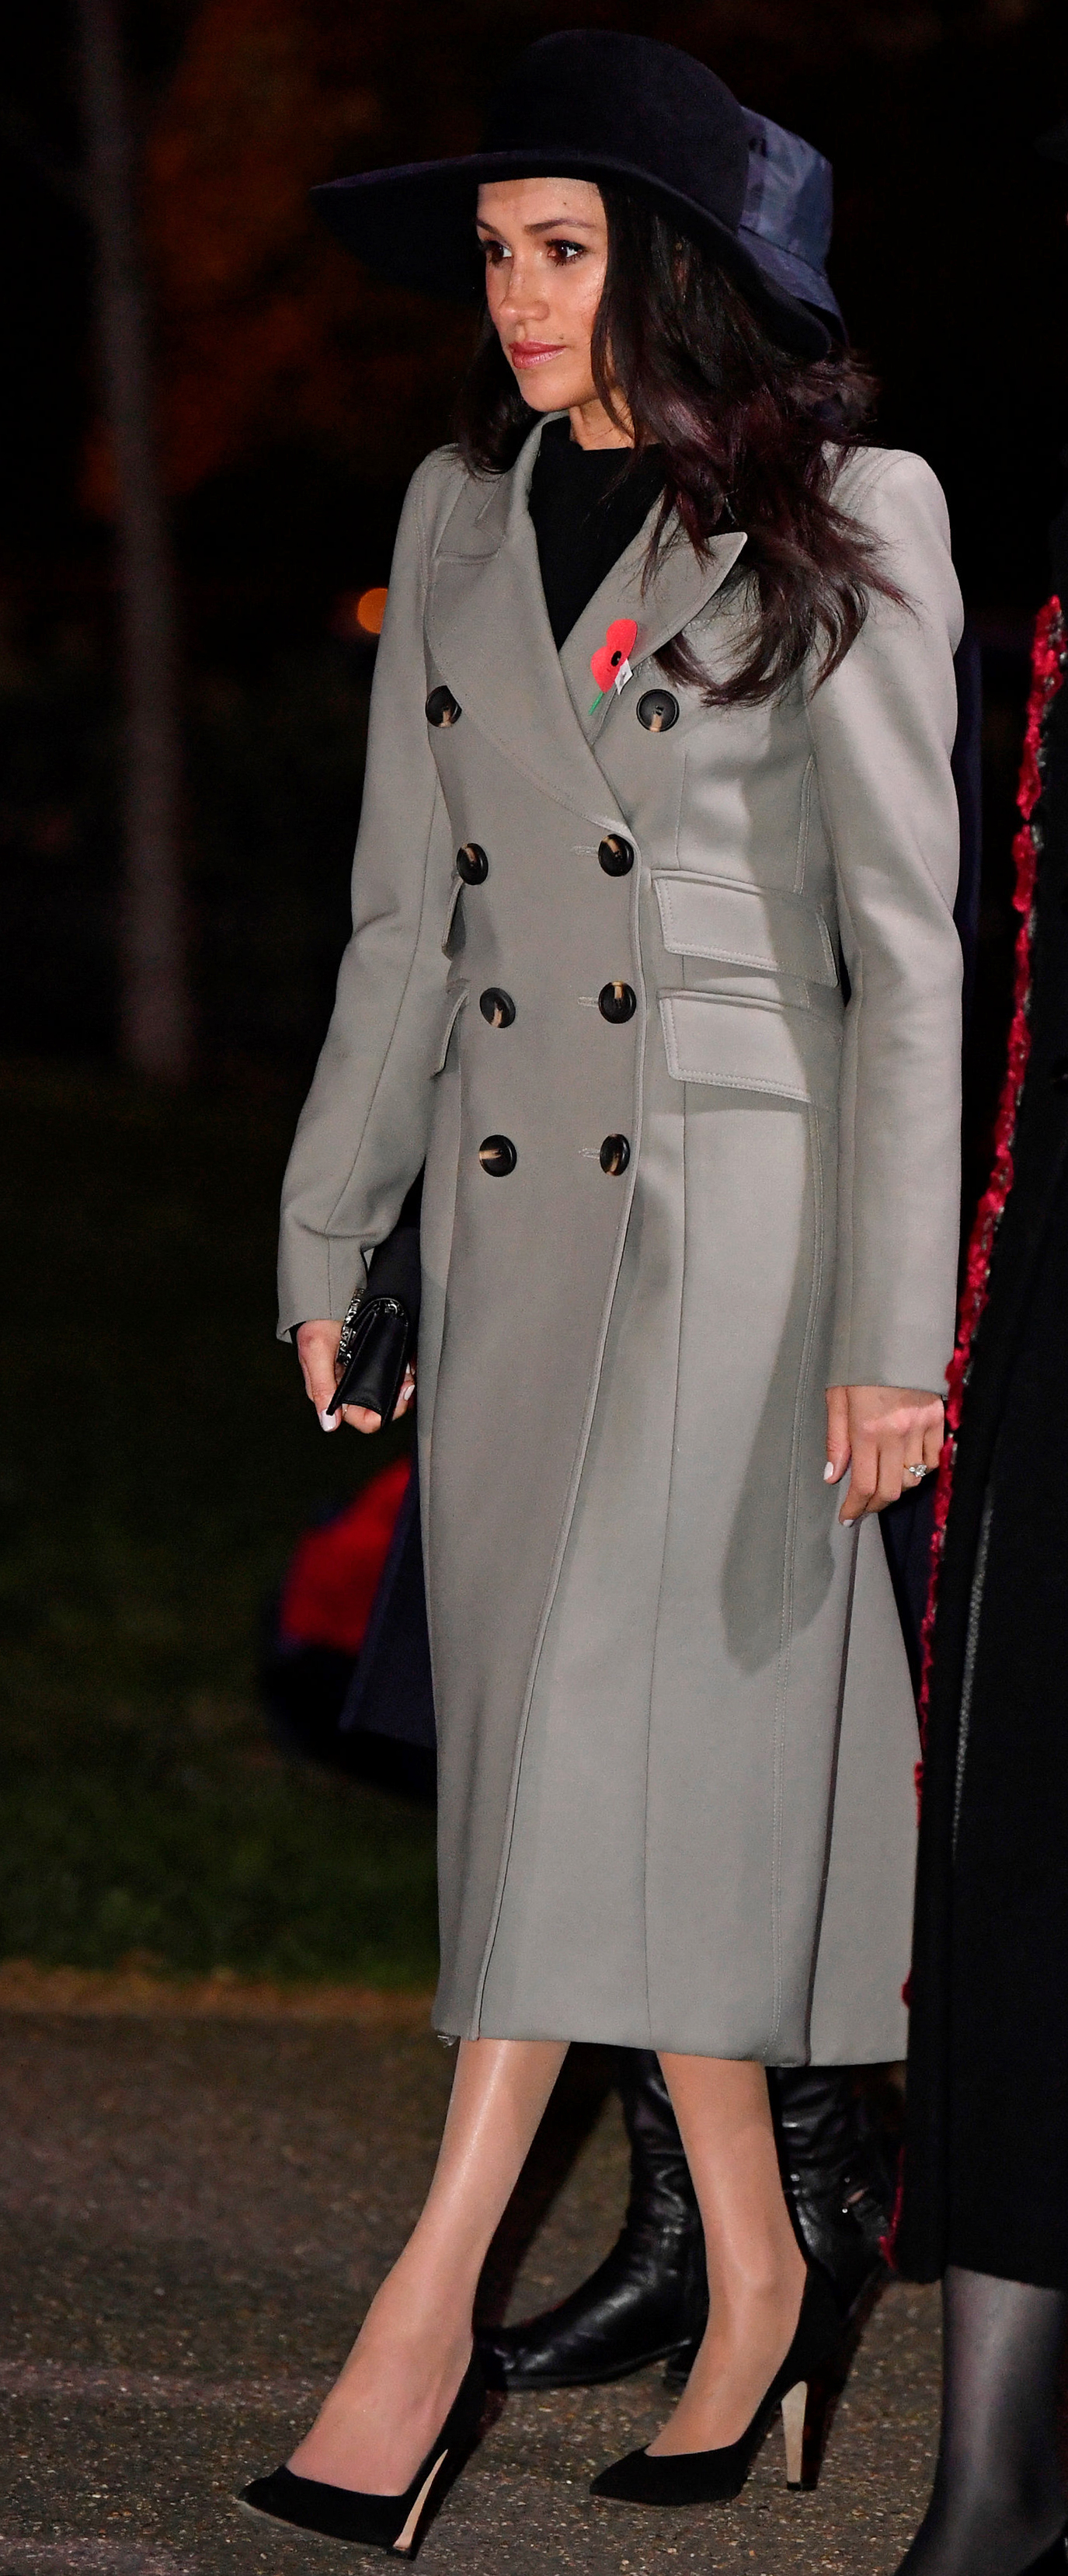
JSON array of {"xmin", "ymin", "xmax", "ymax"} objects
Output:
[{"xmin": 279, "ymin": 419, "xmax": 963, "ymax": 2062}]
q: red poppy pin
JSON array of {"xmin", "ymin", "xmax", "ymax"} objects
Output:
[{"xmin": 590, "ymin": 617, "xmax": 638, "ymax": 712}]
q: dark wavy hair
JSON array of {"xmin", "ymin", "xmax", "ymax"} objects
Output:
[{"xmin": 454, "ymin": 183, "xmax": 903, "ymax": 707}]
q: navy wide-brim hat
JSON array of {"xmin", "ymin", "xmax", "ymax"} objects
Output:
[{"xmin": 312, "ymin": 30, "xmax": 841, "ymax": 361}]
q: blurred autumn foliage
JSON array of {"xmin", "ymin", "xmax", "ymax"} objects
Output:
[{"xmin": 83, "ymin": 0, "xmax": 487, "ymax": 507}]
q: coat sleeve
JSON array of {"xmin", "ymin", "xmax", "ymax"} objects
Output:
[
  {"xmin": 277, "ymin": 451, "xmax": 461, "ymax": 1337},
  {"xmin": 807, "ymin": 447, "xmax": 964, "ymax": 1395}
]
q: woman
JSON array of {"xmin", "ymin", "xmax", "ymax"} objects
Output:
[
  {"xmin": 891, "ymin": 124, "xmax": 1068, "ymax": 2576},
  {"xmin": 242, "ymin": 30, "xmax": 963, "ymax": 2558}
]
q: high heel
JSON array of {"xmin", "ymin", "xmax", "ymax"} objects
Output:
[
  {"xmin": 236, "ymin": 2351, "xmax": 485, "ymax": 2559},
  {"xmin": 590, "ymin": 2266, "xmax": 842, "ymax": 2507}
]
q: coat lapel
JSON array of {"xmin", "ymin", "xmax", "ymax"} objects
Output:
[
  {"xmin": 426, "ymin": 424, "xmax": 614, "ymax": 821},
  {"xmin": 426, "ymin": 417, "xmax": 748, "ymax": 819},
  {"xmin": 558, "ymin": 517, "xmax": 748, "ymax": 744}
]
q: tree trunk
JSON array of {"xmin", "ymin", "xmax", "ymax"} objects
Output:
[{"xmin": 77, "ymin": 0, "xmax": 191, "ymax": 1081}]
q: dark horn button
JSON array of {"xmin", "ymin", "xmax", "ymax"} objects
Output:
[
  {"xmin": 457, "ymin": 843, "xmax": 489, "ymax": 884},
  {"xmin": 426, "ymin": 685, "xmax": 461, "ymax": 727},
  {"xmin": 597, "ymin": 833, "xmax": 635, "ymax": 877},
  {"xmin": 478, "ymin": 1135, "xmax": 517, "ymax": 1176},
  {"xmin": 598, "ymin": 981, "xmax": 637, "ymax": 1025},
  {"xmin": 636, "ymin": 688, "xmax": 679, "ymax": 733},
  {"xmin": 599, "ymin": 1134, "xmax": 631, "ymax": 1176},
  {"xmin": 479, "ymin": 988, "xmax": 515, "ymax": 1028},
  {"xmin": 1052, "ymin": 1057, "xmax": 1068, "ymax": 1090}
]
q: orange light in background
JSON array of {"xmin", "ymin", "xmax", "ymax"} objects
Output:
[
  {"xmin": 332, "ymin": 587, "xmax": 389, "ymax": 642},
  {"xmin": 356, "ymin": 586, "xmax": 388, "ymax": 634}
]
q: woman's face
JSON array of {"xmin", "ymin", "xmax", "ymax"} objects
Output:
[{"xmin": 476, "ymin": 176, "xmax": 626, "ymax": 442}]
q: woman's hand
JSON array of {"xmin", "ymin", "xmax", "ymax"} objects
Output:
[
  {"xmin": 295, "ymin": 1321, "xmax": 416, "ymax": 1435},
  {"xmin": 825, "ymin": 1385, "xmax": 944, "ymax": 1525}
]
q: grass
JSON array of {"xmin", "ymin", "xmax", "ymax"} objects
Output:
[{"xmin": 0, "ymin": 1059, "xmax": 437, "ymax": 1986}]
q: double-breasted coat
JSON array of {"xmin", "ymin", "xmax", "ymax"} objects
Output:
[{"xmin": 279, "ymin": 420, "xmax": 963, "ymax": 2062}]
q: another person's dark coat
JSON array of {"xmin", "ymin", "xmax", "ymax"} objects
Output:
[{"xmin": 897, "ymin": 504, "xmax": 1068, "ymax": 2287}]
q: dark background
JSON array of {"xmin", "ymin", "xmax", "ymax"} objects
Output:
[{"xmin": 0, "ymin": 0, "xmax": 1065, "ymax": 1984}]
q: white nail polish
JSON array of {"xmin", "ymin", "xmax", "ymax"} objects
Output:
[
  {"xmin": 823, "ymin": 1461, "xmax": 835, "ymax": 1481},
  {"xmin": 319, "ymin": 1408, "xmax": 339, "ymax": 1433}
]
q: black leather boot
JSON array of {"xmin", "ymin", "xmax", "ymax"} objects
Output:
[
  {"xmin": 480, "ymin": 2051, "xmax": 708, "ymax": 2390},
  {"xmin": 481, "ymin": 2052, "xmax": 892, "ymax": 2393},
  {"xmin": 774, "ymin": 2065, "xmax": 893, "ymax": 2318}
]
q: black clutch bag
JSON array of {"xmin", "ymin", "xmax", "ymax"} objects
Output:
[{"xmin": 326, "ymin": 1180, "xmax": 423, "ymax": 1428}]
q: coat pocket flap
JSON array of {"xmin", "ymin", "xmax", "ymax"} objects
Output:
[
  {"xmin": 653, "ymin": 874, "xmax": 837, "ymax": 985},
  {"xmin": 659, "ymin": 990, "xmax": 826, "ymax": 1102},
  {"xmin": 433, "ymin": 986, "xmax": 467, "ymax": 1074}
]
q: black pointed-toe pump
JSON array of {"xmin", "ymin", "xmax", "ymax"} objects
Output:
[
  {"xmin": 590, "ymin": 2267, "xmax": 843, "ymax": 2507},
  {"xmin": 237, "ymin": 2351, "xmax": 485, "ymax": 2559}
]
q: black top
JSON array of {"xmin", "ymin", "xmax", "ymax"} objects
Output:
[{"xmin": 527, "ymin": 415, "xmax": 665, "ymax": 650}]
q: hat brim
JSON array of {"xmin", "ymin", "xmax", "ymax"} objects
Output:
[
  {"xmin": 311, "ymin": 152, "xmax": 832, "ymax": 358},
  {"xmin": 737, "ymin": 228, "xmax": 844, "ymax": 338}
]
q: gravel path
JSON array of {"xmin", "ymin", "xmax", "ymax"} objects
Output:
[{"xmin": 0, "ymin": 2011, "xmax": 940, "ymax": 2574}]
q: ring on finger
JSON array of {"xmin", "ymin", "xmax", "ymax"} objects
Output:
[{"xmin": 903, "ymin": 1462, "xmax": 930, "ymax": 1481}]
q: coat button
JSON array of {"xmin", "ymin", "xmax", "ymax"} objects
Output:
[
  {"xmin": 479, "ymin": 1135, "xmax": 517, "ymax": 1175},
  {"xmin": 426, "ymin": 685, "xmax": 461, "ymax": 726},
  {"xmin": 480, "ymin": 988, "xmax": 515, "ymax": 1027},
  {"xmin": 1052, "ymin": 1057, "xmax": 1068, "ymax": 1089},
  {"xmin": 457, "ymin": 843, "xmax": 489, "ymax": 884},
  {"xmin": 636, "ymin": 689, "xmax": 679, "ymax": 733},
  {"xmin": 599, "ymin": 1134, "xmax": 631, "ymax": 1175},
  {"xmin": 599, "ymin": 981, "xmax": 637, "ymax": 1023},
  {"xmin": 598, "ymin": 833, "xmax": 635, "ymax": 876}
]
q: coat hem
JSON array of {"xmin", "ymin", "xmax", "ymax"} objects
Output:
[{"xmin": 432, "ymin": 2003, "xmax": 906, "ymax": 2062}]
